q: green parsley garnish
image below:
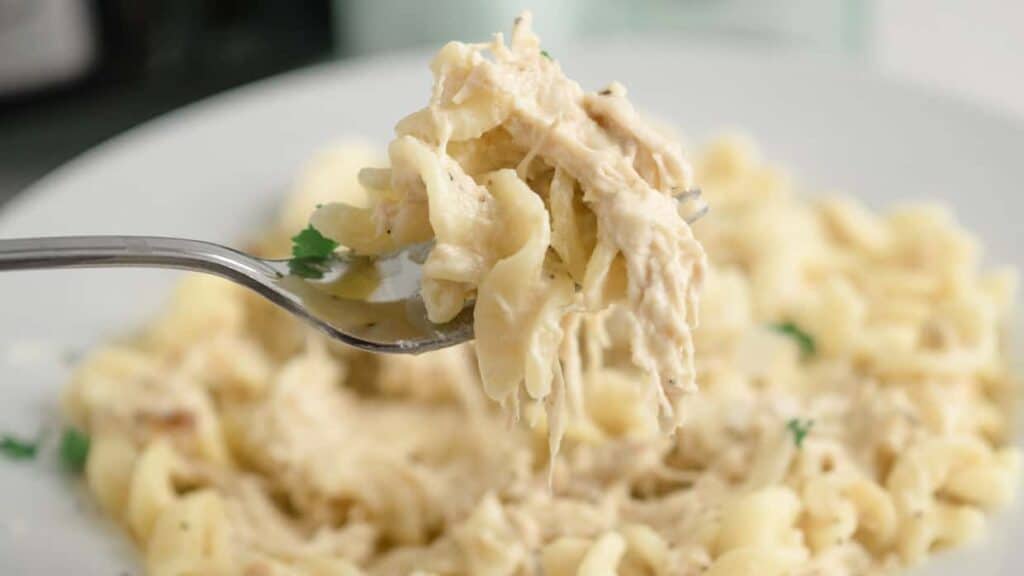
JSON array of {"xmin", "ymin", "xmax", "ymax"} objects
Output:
[
  {"xmin": 541, "ymin": 50, "xmax": 552, "ymax": 60},
  {"xmin": 291, "ymin": 225, "xmax": 339, "ymax": 259},
  {"xmin": 59, "ymin": 428, "xmax": 90, "ymax": 473},
  {"xmin": 786, "ymin": 418, "xmax": 814, "ymax": 448},
  {"xmin": 0, "ymin": 434, "xmax": 38, "ymax": 461},
  {"xmin": 288, "ymin": 225, "xmax": 339, "ymax": 279},
  {"xmin": 771, "ymin": 322, "xmax": 816, "ymax": 358}
]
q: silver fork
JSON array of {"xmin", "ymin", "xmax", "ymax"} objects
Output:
[{"xmin": 0, "ymin": 190, "xmax": 707, "ymax": 354}]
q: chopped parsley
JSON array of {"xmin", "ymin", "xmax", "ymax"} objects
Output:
[
  {"xmin": 540, "ymin": 49, "xmax": 552, "ymax": 60},
  {"xmin": 770, "ymin": 322, "xmax": 816, "ymax": 359},
  {"xmin": 786, "ymin": 418, "xmax": 814, "ymax": 448},
  {"xmin": 291, "ymin": 225, "xmax": 339, "ymax": 259},
  {"xmin": 59, "ymin": 428, "xmax": 90, "ymax": 473},
  {"xmin": 0, "ymin": 434, "xmax": 38, "ymax": 461},
  {"xmin": 288, "ymin": 225, "xmax": 339, "ymax": 279}
]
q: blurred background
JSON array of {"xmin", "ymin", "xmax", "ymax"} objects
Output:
[{"xmin": 0, "ymin": 0, "xmax": 1021, "ymax": 206}]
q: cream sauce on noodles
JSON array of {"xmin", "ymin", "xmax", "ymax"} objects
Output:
[
  {"xmin": 314, "ymin": 12, "xmax": 706, "ymax": 440},
  {"xmin": 63, "ymin": 14, "xmax": 1021, "ymax": 576}
]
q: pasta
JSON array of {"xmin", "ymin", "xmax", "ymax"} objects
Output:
[
  {"xmin": 63, "ymin": 14, "xmax": 1021, "ymax": 576},
  {"xmin": 311, "ymin": 13, "xmax": 706, "ymax": 439}
]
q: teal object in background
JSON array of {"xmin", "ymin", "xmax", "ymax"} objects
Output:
[
  {"xmin": 335, "ymin": 0, "xmax": 583, "ymax": 56},
  {"xmin": 588, "ymin": 0, "xmax": 870, "ymax": 54},
  {"xmin": 334, "ymin": 0, "xmax": 870, "ymax": 57}
]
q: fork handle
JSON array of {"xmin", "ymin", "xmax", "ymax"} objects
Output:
[{"xmin": 0, "ymin": 236, "xmax": 279, "ymax": 280}]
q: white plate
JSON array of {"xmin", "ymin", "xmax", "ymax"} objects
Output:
[{"xmin": 0, "ymin": 39, "xmax": 1022, "ymax": 575}]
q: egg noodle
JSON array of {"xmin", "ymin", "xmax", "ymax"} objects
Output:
[
  {"xmin": 311, "ymin": 12, "xmax": 705, "ymax": 444},
  {"xmin": 64, "ymin": 14, "xmax": 1020, "ymax": 576}
]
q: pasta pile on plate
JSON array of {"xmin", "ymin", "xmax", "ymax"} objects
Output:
[
  {"xmin": 63, "ymin": 14, "xmax": 1020, "ymax": 576},
  {"xmin": 63, "ymin": 134, "xmax": 1021, "ymax": 575}
]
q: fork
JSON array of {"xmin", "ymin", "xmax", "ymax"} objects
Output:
[{"xmin": 0, "ymin": 190, "xmax": 707, "ymax": 354}]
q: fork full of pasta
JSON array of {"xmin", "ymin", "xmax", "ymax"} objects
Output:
[{"xmin": 0, "ymin": 189, "xmax": 706, "ymax": 354}]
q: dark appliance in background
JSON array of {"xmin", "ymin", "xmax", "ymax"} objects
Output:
[{"xmin": 0, "ymin": 0, "xmax": 333, "ymax": 201}]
